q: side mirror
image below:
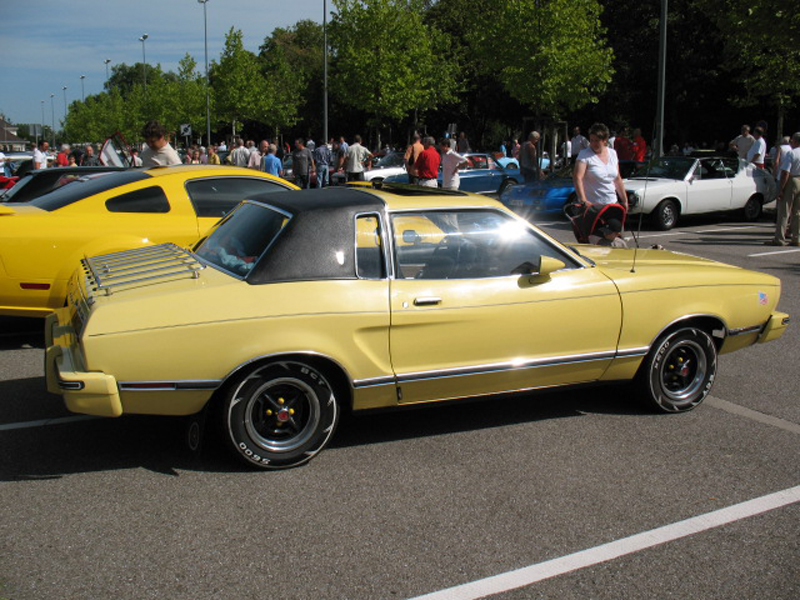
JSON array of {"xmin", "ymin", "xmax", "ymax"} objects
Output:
[
  {"xmin": 402, "ymin": 229, "xmax": 420, "ymax": 244},
  {"xmin": 512, "ymin": 256, "xmax": 566, "ymax": 284}
]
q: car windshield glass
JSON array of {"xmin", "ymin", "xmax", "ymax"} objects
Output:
[
  {"xmin": 373, "ymin": 153, "xmax": 404, "ymax": 168},
  {"xmin": 631, "ymin": 156, "xmax": 694, "ymax": 180},
  {"xmin": 28, "ymin": 171, "xmax": 149, "ymax": 211},
  {"xmin": 194, "ymin": 201, "xmax": 291, "ymax": 278}
]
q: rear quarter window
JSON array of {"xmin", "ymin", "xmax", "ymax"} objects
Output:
[
  {"xmin": 186, "ymin": 177, "xmax": 291, "ymax": 218},
  {"xmin": 105, "ymin": 186, "xmax": 170, "ymax": 213}
]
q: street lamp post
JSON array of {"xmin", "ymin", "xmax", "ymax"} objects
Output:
[
  {"xmin": 62, "ymin": 86, "xmax": 68, "ymax": 119},
  {"xmin": 39, "ymin": 100, "xmax": 45, "ymax": 147},
  {"xmin": 80, "ymin": 75, "xmax": 86, "ymax": 101},
  {"xmin": 139, "ymin": 34, "xmax": 149, "ymax": 91},
  {"xmin": 198, "ymin": 0, "xmax": 211, "ymax": 146},
  {"xmin": 323, "ymin": 0, "xmax": 328, "ymax": 145},
  {"xmin": 104, "ymin": 58, "xmax": 112, "ymax": 86},
  {"xmin": 50, "ymin": 94, "xmax": 55, "ymax": 147}
]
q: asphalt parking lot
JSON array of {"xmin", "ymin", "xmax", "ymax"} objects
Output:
[{"xmin": 0, "ymin": 209, "xmax": 797, "ymax": 600}]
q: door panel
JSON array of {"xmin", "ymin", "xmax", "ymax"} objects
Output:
[{"xmin": 389, "ymin": 209, "xmax": 622, "ymax": 405}]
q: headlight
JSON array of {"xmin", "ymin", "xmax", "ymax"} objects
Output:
[{"xmin": 626, "ymin": 190, "xmax": 640, "ymax": 208}]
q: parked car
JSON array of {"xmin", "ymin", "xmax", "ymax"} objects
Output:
[
  {"xmin": 0, "ymin": 166, "xmax": 126, "ymax": 203},
  {"xmin": 45, "ymin": 184, "xmax": 788, "ymax": 470},
  {"xmin": 625, "ymin": 155, "xmax": 775, "ymax": 230},
  {"xmin": 384, "ymin": 152, "xmax": 524, "ymax": 195},
  {"xmin": 0, "ymin": 165, "xmax": 297, "ymax": 317},
  {"xmin": 500, "ymin": 161, "xmax": 643, "ymax": 219}
]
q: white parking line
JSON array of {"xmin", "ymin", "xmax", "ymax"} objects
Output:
[
  {"xmin": 0, "ymin": 415, "xmax": 98, "ymax": 432},
  {"xmin": 748, "ymin": 247, "xmax": 800, "ymax": 257},
  {"xmin": 706, "ymin": 396, "xmax": 800, "ymax": 435},
  {"xmin": 408, "ymin": 485, "xmax": 800, "ymax": 600}
]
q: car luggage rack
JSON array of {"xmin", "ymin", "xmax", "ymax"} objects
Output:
[{"xmin": 83, "ymin": 243, "xmax": 204, "ymax": 296}]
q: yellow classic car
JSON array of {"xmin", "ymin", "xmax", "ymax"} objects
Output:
[
  {"xmin": 0, "ymin": 165, "xmax": 297, "ymax": 317},
  {"xmin": 45, "ymin": 185, "xmax": 789, "ymax": 469}
]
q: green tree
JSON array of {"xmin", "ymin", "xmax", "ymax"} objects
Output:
[
  {"xmin": 330, "ymin": 0, "xmax": 458, "ymax": 143},
  {"xmin": 259, "ymin": 20, "xmax": 323, "ymax": 136},
  {"xmin": 468, "ymin": 0, "xmax": 614, "ymax": 118},
  {"xmin": 210, "ymin": 28, "xmax": 270, "ymax": 138}
]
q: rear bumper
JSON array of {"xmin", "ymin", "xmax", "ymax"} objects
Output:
[
  {"xmin": 44, "ymin": 311, "xmax": 122, "ymax": 417},
  {"xmin": 758, "ymin": 311, "xmax": 790, "ymax": 344}
]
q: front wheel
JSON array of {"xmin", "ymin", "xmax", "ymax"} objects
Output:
[
  {"xmin": 222, "ymin": 361, "xmax": 339, "ymax": 469},
  {"xmin": 652, "ymin": 199, "xmax": 678, "ymax": 230},
  {"xmin": 635, "ymin": 327, "xmax": 717, "ymax": 413},
  {"xmin": 498, "ymin": 178, "xmax": 517, "ymax": 196}
]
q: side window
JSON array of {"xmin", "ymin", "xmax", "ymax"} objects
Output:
[
  {"xmin": 105, "ymin": 186, "xmax": 170, "ymax": 213},
  {"xmin": 355, "ymin": 215, "xmax": 385, "ymax": 279},
  {"xmin": 186, "ymin": 178, "xmax": 289, "ymax": 219},
  {"xmin": 392, "ymin": 210, "xmax": 576, "ymax": 280}
]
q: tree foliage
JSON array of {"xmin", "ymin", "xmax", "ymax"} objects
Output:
[
  {"xmin": 329, "ymin": 0, "xmax": 458, "ymax": 124},
  {"xmin": 468, "ymin": 0, "xmax": 614, "ymax": 117}
]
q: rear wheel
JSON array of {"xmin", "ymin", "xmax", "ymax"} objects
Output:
[
  {"xmin": 742, "ymin": 195, "xmax": 762, "ymax": 221},
  {"xmin": 636, "ymin": 327, "xmax": 717, "ymax": 413},
  {"xmin": 652, "ymin": 199, "xmax": 678, "ymax": 230},
  {"xmin": 222, "ymin": 361, "xmax": 339, "ymax": 469}
]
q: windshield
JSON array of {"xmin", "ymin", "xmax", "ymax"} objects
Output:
[
  {"xmin": 631, "ymin": 156, "xmax": 695, "ymax": 180},
  {"xmin": 29, "ymin": 171, "xmax": 149, "ymax": 211},
  {"xmin": 194, "ymin": 201, "xmax": 291, "ymax": 278},
  {"xmin": 373, "ymin": 153, "xmax": 405, "ymax": 169}
]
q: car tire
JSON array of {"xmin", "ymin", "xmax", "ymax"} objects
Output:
[
  {"xmin": 498, "ymin": 179, "xmax": 516, "ymax": 196},
  {"xmin": 636, "ymin": 327, "xmax": 717, "ymax": 413},
  {"xmin": 742, "ymin": 195, "xmax": 762, "ymax": 221},
  {"xmin": 222, "ymin": 360, "xmax": 339, "ymax": 469},
  {"xmin": 652, "ymin": 199, "xmax": 678, "ymax": 230}
]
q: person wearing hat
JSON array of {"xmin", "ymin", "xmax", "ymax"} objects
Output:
[{"xmin": 589, "ymin": 217, "xmax": 627, "ymax": 247}]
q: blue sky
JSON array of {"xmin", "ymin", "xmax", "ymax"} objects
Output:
[{"xmin": 0, "ymin": 0, "xmax": 326, "ymax": 127}]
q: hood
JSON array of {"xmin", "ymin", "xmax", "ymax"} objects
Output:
[
  {"xmin": 624, "ymin": 177, "xmax": 681, "ymax": 191},
  {"xmin": 571, "ymin": 244, "xmax": 779, "ymax": 291}
]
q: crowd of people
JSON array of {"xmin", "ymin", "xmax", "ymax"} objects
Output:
[{"xmin": 14, "ymin": 117, "xmax": 799, "ymax": 248}]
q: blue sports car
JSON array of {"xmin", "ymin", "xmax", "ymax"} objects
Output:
[
  {"xmin": 500, "ymin": 161, "xmax": 642, "ymax": 219},
  {"xmin": 384, "ymin": 153, "xmax": 526, "ymax": 195}
]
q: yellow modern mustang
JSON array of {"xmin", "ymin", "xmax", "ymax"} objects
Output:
[
  {"xmin": 0, "ymin": 165, "xmax": 296, "ymax": 317},
  {"xmin": 45, "ymin": 184, "xmax": 789, "ymax": 469}
]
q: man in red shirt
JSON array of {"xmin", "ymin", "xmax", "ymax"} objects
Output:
[
  {"xmin": 414, "ymin": 136, "xmax": 441, "ymax": 188},
  {"xmin": 631, "ymin": 128, "xmax": 647, "ymax": 162},
  {"xmin": 613, "ymin": 127, "xmax": 633, "ymax": 161}
]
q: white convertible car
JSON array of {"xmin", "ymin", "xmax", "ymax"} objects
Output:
[{"xmin": 625, "ymin": 155, "xmax": 775, "ymax": 230}]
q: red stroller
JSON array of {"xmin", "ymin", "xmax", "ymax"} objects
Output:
[{"xmin": 564, "ymin": 201, "xmax": 627, "ymax": 244}]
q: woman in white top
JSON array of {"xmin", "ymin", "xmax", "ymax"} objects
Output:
[{"xmin": 573, "ymin": 122, "xmax": 628, "ymax": 210}]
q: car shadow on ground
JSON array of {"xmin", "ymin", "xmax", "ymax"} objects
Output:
[
  {"xmin": 0, "ymin": 317, "xmax": 44, "ymax": 350},
  {"xmin": 0, "ymin": 379, "xmax": 652, "ymax": 481}
]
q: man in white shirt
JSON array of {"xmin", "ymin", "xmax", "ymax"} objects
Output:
[
  {"xmin": 344, "ymin": 135, "xmax": 373, "ymax": 182},
  {"xmin": 230, "ymin": 138, "xmax": 250, "ymax": 167},
  {"xmin": 570, "ymin": 126, "xmax": 588, "ymax": 162},
  {"xmin": 140, "ymin": 120, "xmax": 182, "ymax": 167},
  {"xmin": 0, "ymin": 150, "xmax": 8, "ymax": 176},
  {"xmin": 33, "ymin": 141, "xmax": 49, "ymax": 169},
  {"xmin": 439, "ymin": 138, "xmax": 468, "ymax": 190},
  {"xmin": 746, "ymin": 126, "xmax": 767, "ymax": 168},
  {"xmin": 766, "ymin": 131, "xmax": 800, "ymax": 246}
]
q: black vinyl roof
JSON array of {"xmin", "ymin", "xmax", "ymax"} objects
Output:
[{"xmin": 246, "ymin": 186, "xmax": 386, "ymax": 215}]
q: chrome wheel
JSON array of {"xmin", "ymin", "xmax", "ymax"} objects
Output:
[{"xmin": 653, "ymin": 199, "xmax": 678, "ymax": 230}]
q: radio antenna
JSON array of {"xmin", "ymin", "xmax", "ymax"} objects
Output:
[{"xmin": 629, "ymin": 126, "xmax": 657, "ymax": 273}]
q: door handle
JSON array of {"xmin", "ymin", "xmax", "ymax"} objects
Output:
[{"xmin": 413, "ymin": 296, "xmax": 442, "ymax": 306}]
